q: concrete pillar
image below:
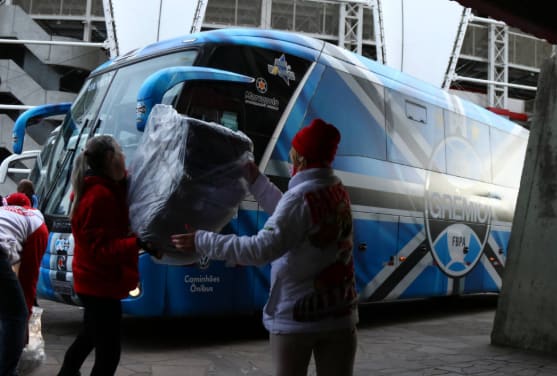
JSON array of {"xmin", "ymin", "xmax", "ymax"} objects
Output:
[{"xmin": 491, "ymin": 53, "xmax": 557, "ymax": 353}]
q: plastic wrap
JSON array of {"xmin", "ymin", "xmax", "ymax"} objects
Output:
[
  {"xmin": 17, "ymin": 306, "xmax": 46, "ymax": 375},
  {"xmin": 128, "ymin": 104, "xmax": 253, "ymax": 264}
]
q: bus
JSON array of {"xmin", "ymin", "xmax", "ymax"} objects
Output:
[{"xmin": 5, "ymin": 27, "xmax": 528, "ymax": 316}]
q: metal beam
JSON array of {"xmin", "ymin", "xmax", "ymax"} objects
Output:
[
  {"xmin": 0, "ymin": 38, "xmax": 105, "ymax": 48},
  {"xmin": 443, "ymin": 8, "xmax": 472, "ymax": 90},
  {"xmin": 371, "ymin": 0, "xmax": 385, "ymax": 64},
  {"xmin": 0, "ymin": 105, "xmax": 36, "ymax": 111},
  {"xmin": 339, "ymin": 2, "xmax": 367, "ymax": 54},
  {"xmin": 452, "ymin": 75, "xmax": 537, "ymax": 91},
  {"xmin": 488, "ymin": 22, "xmax": 509, "ymax": 108},
  {"xmin": 102, "ymin": 0, "xmax": 118, "ymax": 57}
]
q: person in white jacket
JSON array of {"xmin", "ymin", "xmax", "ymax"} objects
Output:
[
  {"xmin": 0, "ymin": 193, "xmax": 48, "ymax": 376},
  {"xmin": 172, "ymin": 118, "xmax": 358, "ymax": 376}
]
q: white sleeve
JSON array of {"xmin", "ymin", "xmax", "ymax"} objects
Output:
[
  {"xmin": 250, "ymin": 173, "xmax": 283, "ymax": 215},
  {"xmin": 195, "ymin": 191, "xmax": 309, "ymax": 265}
]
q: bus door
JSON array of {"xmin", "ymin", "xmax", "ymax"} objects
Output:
[
  {"xmin": 198, "ymin": 45, "xmax": 313, "ymax": 312},
  {"xmin": 159, "ymin": 78, "xmax": 287, "ymax": 314},
  {"xmin": 140, "ymin": 52, "xmax": 309, "ymax": 314}
]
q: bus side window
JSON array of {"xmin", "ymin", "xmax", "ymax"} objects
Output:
[
  {"xmin": 175, "ymin": 82, "xmax": 244, "ymax": 130},
  {"xmin": 386, "ymin": 88, "xmax": 445, "ymax": 172},
  {"xmin": 491, "ymin": 127, "xmax": 527, "ymax": 188},
  {"xmin": 301, "ymin": 67, "xmax": 387, "ymax": 161},
  {"xmin": 161, "ymin": 82, "xmax": 185, "ymax": 108},
  {"xmin": 444, "ymin": 111, "xmax": 492, "ymax": 183},
  {"xmin": 204, "ymin": 46, "xmax": 313, "ymax": 163},
  {"xmin": 174, "ymin": 79, "xmax": 288, "ymax": 164}
]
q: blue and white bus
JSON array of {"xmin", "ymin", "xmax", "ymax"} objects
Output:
[{"xmin": 7, "ymin": 28, "xmax": 528, "ymax": 316}]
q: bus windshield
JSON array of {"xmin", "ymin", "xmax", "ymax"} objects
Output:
[
  {"xmin": 33, "ymin": 71, "xmax": 114, "ymax": 210},
  {"xmin": 39, "ymin": 50, "xmax": 198, "ymax": 218}
]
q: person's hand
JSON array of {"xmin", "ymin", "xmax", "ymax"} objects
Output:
[
  {"xmin": 244, "ymin": 160, "xmax": 260, "ymax": 185},
  {"xmin": 136, "ymin": 237, "xmax": 162, "ymax": 259},
  {"xmin": 170, "ymin": 231, "xmax": 197, "ymax": 253}
]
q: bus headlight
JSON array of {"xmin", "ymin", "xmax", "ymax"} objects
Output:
[{"xmin": 128, "ymin": 283, "xmax": 141, "ymax": 298}]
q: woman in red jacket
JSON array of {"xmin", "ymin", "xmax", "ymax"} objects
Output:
[{"xmin": 58, "ymin": 135, "xmax": 155, "ymax": 376}]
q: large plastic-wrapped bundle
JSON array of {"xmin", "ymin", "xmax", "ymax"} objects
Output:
[{"xmin": 128, "ymin": 104, "xmax": 253, "ymax": 264}]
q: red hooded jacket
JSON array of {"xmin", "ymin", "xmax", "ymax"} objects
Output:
[{"xmin": 71, "ymin": 175, "xmax": 139, "ymax": 299}]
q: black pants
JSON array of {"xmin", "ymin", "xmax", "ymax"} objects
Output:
[
  {"xmin": 0, "ymin": 255, "xmax": 27, "ymax": 376},
  {"xmin": 58, "ymin": 294, "xmax": 122, "ymax": 376}
]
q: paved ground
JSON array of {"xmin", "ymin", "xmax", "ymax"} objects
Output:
[{"xmin": 22, "ymin": 295, "xmax": 557, "ymax": 375}]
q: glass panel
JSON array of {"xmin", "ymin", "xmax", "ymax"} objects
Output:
[
  {"xmin": 71, "ymin": 73, "xmax": 114, "ymax": 129},
  {"xmin": 237, "ymin": 0, "xmax": 260, "ymax": 26},
  {"xmin": 460, "ymin": 26, "xmax": 475, "ymax": 56},
  {"xmin": 205, "ymin": 45, "xmax": 312, "ymax": 162},
  {"xmin": 306, "ymin": 67, "xmax": 387, "ymax": 160},
  {"xmin": 295, "ymin": 2, "xmax": 324, "ymax": 34},
  {"xmin": 29, "ymin": 126, "xmax": 59, "ymax": 203},
  {"xmin": 284, "ymin": 2, "xmax": 342, "ymax": 36},
  {"xmin": 35, "ymin": 71, "xmax": 114, "ymax": 211},
  {"xmin": 43, "ymin": 126, "xmax": 90, "ymax": 216},
  {"xmin": 491, "ymin": 128, "xmax": 527, "ymax": 188},
  {"xmin": 386, "ymin": 89, "xmax": 446, "ymax": 171},
  {"xmin": 323, "ymin": 3, "xmax": 338, "ymax": 36},
  {"xmin": 60, "ymin": 0, "xmax": 86, "ymax": 16},
  {"xmin": 474, "ymin": 26, "xmax": 489, "ymax": 57},
  {"xmin": 91, "ymin": 0, "xmax": 104, "ymax": 17},
  {"xmin": 95, "ymin": 51, "xmax": 198, "ymax": 160},
  {"xmin": 462, "ymin": 24, "xmax": 488, "ymax": 58},
  {"xmin": 363, "ymin": 7, "xmax": 374, "ymax": 41},
  {"xmin": 271, "ymin": 0, "xmax": 293, "ymax": 30},
  {"xmin": 205, "ymin": 0, "xmax": 237, "ymax": 25},
  {"xmin": 444, "ymin": 111, "xmax": 491, "ymax": 182},
  {"xmin": 510, "ymin": 34, "xmax": 536, "ymax": 67},
  {"xmin": 30, "ymin": 0, "xmax": 61, "ymax": 14}
]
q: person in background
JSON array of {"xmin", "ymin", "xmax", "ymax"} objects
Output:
[
  {"xmin": 57, "ymin": 135, "xmax": 158, "ymax": 376},
  {"xmin": 0, "ymin": 193, "xmax": 49, "ymax": 375},
  {"xmin": 171, "ymin": 118, "xmax": 359, "ymax": 376},
  {"xmin": 16, "ymin": 179, "xmax": 39, "ymax": 209}
]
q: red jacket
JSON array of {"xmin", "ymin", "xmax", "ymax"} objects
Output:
[
  {"xmin": 18, "ymin": 217, "xmax": 48, "ymax": 316},
  {"xmin": 71, "ymin": 175, "xmax": 139, "ymax": 299}
]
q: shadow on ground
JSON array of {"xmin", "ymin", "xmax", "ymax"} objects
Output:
[{"xmin": 113, "ymin": 294, "xmax": 498, "ymax": 351}]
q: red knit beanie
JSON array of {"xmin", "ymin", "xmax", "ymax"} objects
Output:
[
  {"xmin": 292, "ymin": 118, "xmax": 341, "ymax": 166},
  {"xmin": 6, "ymin": 192, "xmax": 32, "ymax": 208}
]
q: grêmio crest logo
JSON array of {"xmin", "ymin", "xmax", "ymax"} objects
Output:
[
  {"xmin": 424, "ymin": 136, "xmax": 492, "ymax": 278},
  {"xmin": 425, "ymin": 187, "xmax": 492, "ymax": 278}
]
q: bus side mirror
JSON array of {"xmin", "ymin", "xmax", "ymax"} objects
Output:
[
  {"xmin": 136, "ymin": 66, "xmax": 254, "ymax": 131},
  {"xmin": 0, "ymin": 150, "xmax": 41, "ymax": 184},
  {"xmin": 13, "ymin": 103, "xmax": 71, "ymax": 154}
]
